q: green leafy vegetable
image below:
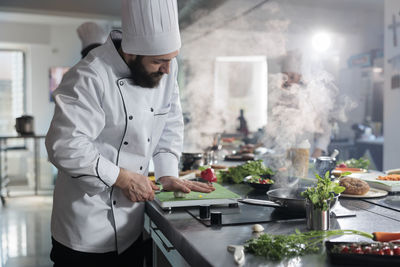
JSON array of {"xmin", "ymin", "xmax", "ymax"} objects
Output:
[
  {"xmin": 337, "ymin": 157, "xmax": 370, "ymax": 169},
  {"xmin": 245, "ymin": 229, "xmax": 374, "ymax": 261},
  {"xmin": 217, "ymin": 160, "xmax": 274, "ymax": 184},
  {"xmin": 301, "ymin": 172, "xmax": 345, "ymax": 211}
]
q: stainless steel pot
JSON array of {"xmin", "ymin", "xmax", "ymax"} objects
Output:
[{"xmin": 15, "ymin": 115, "xmax": 34, "ymax": 136}]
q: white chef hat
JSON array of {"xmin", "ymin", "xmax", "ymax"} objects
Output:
[
  {"xmin": 77, "ymin": 22, "xmax": 108, "ymax": 50},
  {"xmin": 121, "ymin": 0, "xmax": 181, "ymax": 56},
  {"xmin": 281, "ymin": 50, "xmax": 303, "ymax": 74}
]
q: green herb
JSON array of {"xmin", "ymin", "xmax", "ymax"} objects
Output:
[
  {"xmin": 337, "ymin": 157, "xmax": 370, "ymax": 169},
  {"xmin": 301, "ymin": 172, "xmax": 345, "ymax": 211},
  {"xmin": 217, "ymin": 160, "xmax": 275, "ymax": 184},
  {"xmin": 244, "ymin": 229, "xmax": 374, "ymax": 261}
]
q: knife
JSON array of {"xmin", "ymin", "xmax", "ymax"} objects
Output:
[{"xmin": 238, "ymin": 198, "xmax": 281, "ymax": 207}]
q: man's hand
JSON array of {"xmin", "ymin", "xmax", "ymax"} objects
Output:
[
  {"xmin": 114, "ymin": 168, "xmax": 159, "ymax": 202},
  {"xmin": 158, "ymin": 176, "xmax": 215, "ymax": 193}
]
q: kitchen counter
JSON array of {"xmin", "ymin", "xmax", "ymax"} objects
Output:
[{"xmin": 145, "ymin": 184, "xmax": 400, "ymax": 267}]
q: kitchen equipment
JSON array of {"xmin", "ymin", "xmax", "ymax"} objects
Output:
[
  {"xmin": 180, "ymin": 152, "xmax": 204, "ymax": 171},
  {"xmin": 306, "ymin": 199, "xmax": 330, "ymax": 230},
  {"xmin": 326, "ymin": 241, "xmax": 400, "ymax": 266},
  {"xmin": 340, "ymin": 187, "xmax": 388, "ymax": 198},
  {"xmin": 266, "ymin": 187, "xmax": 339, "ymax": 214},
  {"xmin": 287, "ymin": 140, "xmax": 310, "ymax": 178},
  {"xmin": 15, "ymin": 115, "xmax": 34, "ymax": 136},
  {"xmin": 210, "ymin": 211, "xmax": 222, "ymax": 225},
  {"xmin": 316, "ymin": 156, "xmax": 336, "ymax": 178},
  {"xmin": 199, "ymin": 205, "xmax": 210, "ymax": 219},
  {"xmin": 351, "ymin": 171, "xmax": 400, "ymax": 192},
  {"xmin": 154, "ymin": 183, "xmax": 240, "ymax": 210}
]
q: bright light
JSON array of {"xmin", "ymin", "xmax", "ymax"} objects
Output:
[{"xmin": 312, "ymin": 32, "xmax": 332, "ymax": 52}]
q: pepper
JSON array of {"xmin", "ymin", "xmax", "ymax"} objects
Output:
[{"xmin": 201, "ymin": 168, "xmax": 217, "ymax": 183}]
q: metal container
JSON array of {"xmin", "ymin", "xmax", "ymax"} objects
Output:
[
  {"xmin": 15, "ymin": 115, "xmax": 34, "ymax": 136},
  {"xmin": 306, "ymin": 199, "xmax": 330, "ymax": 230},
  {"xmin": 180, "ymin": 152, "xmax": 204, "ymax": 171},
  {"xmin": 315, "ymin": 156, "xmax": 336, "ymax": 178}
]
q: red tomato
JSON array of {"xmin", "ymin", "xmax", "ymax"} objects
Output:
[
  {"xmin": 338, "ymin": 163, "xmax": 347, "ymax": 168},
  {"xmin": 340, "ymin": 246, "xmax": 349, "ymax": 254},
  {"xmin": 372, "ymin": 249, "xmax": 384, "ymax": 255},
  {"xmin": 382, "ymin": 246, "xmax": 393, "ymax": 255},
  {"xmin": 393, "ymin": 247, "xmax": 400, "ymax": 255},
  {"xmin": 363, "ymin": 246, "xmax": 372, "ymax": 254},
  {"xmin": 200, "ymin": 168, "xmax": 217, "ymax": 183},
  {"xmin": 351, "ymin": 247, "xmax": 363, "ymax": 254}
]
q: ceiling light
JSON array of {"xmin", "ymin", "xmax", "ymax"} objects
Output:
[{"xmin": 312, "ymin": 32, "xmax": 331, "ymax": 52}]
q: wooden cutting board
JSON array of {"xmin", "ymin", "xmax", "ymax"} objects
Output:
[{"xmin": 154, "ymin": 183, "xmax": 241, "ymax": 210}]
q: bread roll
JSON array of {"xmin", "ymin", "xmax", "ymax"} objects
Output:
[{"xmin": 339, "ymin": 177, "xmax": 370, "ymax": 195}]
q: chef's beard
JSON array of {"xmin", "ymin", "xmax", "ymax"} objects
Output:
[{"xmin": 128, "ymin": 56, "xmax": 164, "ymax": 88}]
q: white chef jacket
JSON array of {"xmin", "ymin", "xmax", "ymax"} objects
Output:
[{"xmin": 45, "ymin": 31, "xmax": 183, "ymax": 254}]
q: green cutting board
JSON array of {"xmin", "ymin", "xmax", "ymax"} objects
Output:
[{"xmin": 155, "ymin": 183, "xmax": 241, "ymax": 209}]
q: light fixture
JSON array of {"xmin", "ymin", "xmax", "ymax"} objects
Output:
[{"xmin": 312, "ymin": 32, "xmax": 332, "ymax": 52}]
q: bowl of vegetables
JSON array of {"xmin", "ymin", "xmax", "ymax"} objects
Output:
[{"xmin": 244, "ymin": 174, "xmax": 274, "ymax": 192}]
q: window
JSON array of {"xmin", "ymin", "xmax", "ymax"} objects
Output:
[{"xmin": 0, "ymin": 50, "xmax": 25, "ymax": 135}]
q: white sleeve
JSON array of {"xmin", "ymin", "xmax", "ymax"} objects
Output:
[
  {"xmin": 45, "ymin": 66, "xmax": 120, "ymax": 196},
  {"xmin": 153, "ymin": 78, "xmax": 184, "ymax": 180}
]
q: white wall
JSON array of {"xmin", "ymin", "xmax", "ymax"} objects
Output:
[
  {"xmin": 384, "ymin": 0, "xmax": 400, "ymax": 169},
  {"xmin": 0, "ymin": 15, "xmax": 116, "ymax": 135}
]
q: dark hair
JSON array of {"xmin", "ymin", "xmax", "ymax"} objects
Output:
[{"xmin": 81, "ymin": 43, "xmax": 102, "ymax": 58}]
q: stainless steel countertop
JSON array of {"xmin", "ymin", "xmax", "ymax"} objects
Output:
[{"xmin": 145, "ymin": 184, "xmax": 400, "ymax": 267}]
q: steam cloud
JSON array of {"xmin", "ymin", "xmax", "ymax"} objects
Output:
[{"xmin": 179, "ymin": 0, "xmax": 356, "ymax": 157}]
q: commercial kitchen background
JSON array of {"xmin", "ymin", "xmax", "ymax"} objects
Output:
[{"xmin": 0, "ymin": 0, "xmax": 399, "ymax": 266}]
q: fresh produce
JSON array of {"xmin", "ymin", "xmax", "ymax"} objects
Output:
[
  {"xmin": 301, "ymin": 171, "xmax": 346, "ymax": 211},
  {"xmin": 217, "ymin": 160, "xmax": 274, "ymax": 184},
  {"xmin": 332, "ymin": 242, "xmax": 400, "ymax": 256},
  {"xmin": 200, "ymin": 168, "xmax": 217, "ymax": 183},
  {"xmin": 337, "ymin": 157, "xmax": 370, "ymax": 170},
  {"xmin": 373, "ymin": 232, "xmax": 400, "ymax": 242},
  {"xmin": 246, "ymin": 175, "xmax": 274, "ymax": 185},
  {"xmin": 244, "ymin": 229, "xmax": 374, "ymax": 261},
  {"xmin": 174, "ymin": 191, "xmax": 187, "ymax": 198}
]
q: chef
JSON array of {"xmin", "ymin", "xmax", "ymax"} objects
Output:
[
  {"xmin": 77, "ymin": 22, "xmax": 108, "ymax": 58},
  {"xmin": 45, "ymin": 0, "xmax": 214, "ymax": 266}
]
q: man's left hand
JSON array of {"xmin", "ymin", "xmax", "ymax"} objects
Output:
[{"xmin": 158, "ymin": 176, "xmax": 215, "ymax": 193}]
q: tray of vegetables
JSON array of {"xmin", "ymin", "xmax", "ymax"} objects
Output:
[{"xmin": 326, "ymin": 241, "xmax": 400, "ymax": 265}]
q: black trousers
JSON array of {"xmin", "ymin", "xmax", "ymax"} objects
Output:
[{"xmin": 50, "ymin": 234, "xmax": 145, "ymax": 267}]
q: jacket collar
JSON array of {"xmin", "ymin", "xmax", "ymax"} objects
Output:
[{"xmin": 99, "ymin": 30, "xmax": 131, "ymax": 78}]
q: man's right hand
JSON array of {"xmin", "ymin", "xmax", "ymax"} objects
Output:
[{"xmin": 114, "ymin": 168, "xmax": 159, "ymax": 202}]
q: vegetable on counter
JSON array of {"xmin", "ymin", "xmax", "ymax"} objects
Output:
[
  {"xmin": 245, "ymin": 229, "xmax": 374, "ymax": 261},
  {"xmin": 373, "ymin": 232, "xmax": 400, "ymax": 242},
  {"xmin": 332, "ymin": 242, "xmax": 400, "ymax": 256},
  {"xmin": 200, "ymin": 168, "xmax": 217, "ymax": 183},
  {"xmin": 217, "ymin": 160, "xmax": 275, "ymax": 184},
  {"xmin": 337, "ymin": 157, "xmax": 370, "ymax": 170}
]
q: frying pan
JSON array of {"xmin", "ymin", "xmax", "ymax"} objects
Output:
[{"xmin": 266, "ymin": 187, "xmax": 338, "ymax": 214}]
